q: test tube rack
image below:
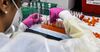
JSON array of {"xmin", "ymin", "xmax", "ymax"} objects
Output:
[
  {"xmin": 41, "ymin": 18, "xmax": 66, "ymax": 34},
  {"xmin": 79, "ymin": 15, "xmax": 100, "ymax": 38},
  {"xmin": 79, "ymin": 15, "xmax": 100, "ymax": 26},
  {"xmin": 93, "ymin": 32, "xmax": 100, "ymax": 39},
  {"xmin": 41, "ymin": 24, "xmax": 66, "ymax": 34}
]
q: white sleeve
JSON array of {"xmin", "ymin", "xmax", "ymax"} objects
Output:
[
  {"xmin": 0, "ymin": 32, "xmax": 65, "ymax": 52},
  {"xmin": 61, "ymin": 32, "xmax": 100, "ymax": 52},
  {"xmin": 18, "ymin": 22, "xmax": 28, "ymax": 32},
  {"xmin": 59, "ymin": 10, "xmax": 84, "ymax": 38},
  {"xmin": 0, "ymin": 32, "xmax": 46, "ymax": 52},
  {"xmin": 0, "ymin": 33, "xmax": 9, "ymax": 48}
]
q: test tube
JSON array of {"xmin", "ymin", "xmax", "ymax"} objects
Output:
[
  {"xmin": 72, "ymin": 11, "xmax": 75, "ymax": 16},
  {"xmin": 48, "ymin": 3, "xmax": 51, "ymax": 9},
  {"xmin": 42, "ymin": 3, "xmax": 44, "ymax": 14},
  {"xmin": 41, "ymin": 16, "xmax": 47, "ymax": 24},
  {"xmin": 76, "ymin": 12, "xmax": 79, "ymax": 17},
  {"xmin": 70, "ymin": 10, "xmax": 73, "ymax": 15},
  {"xmin": 44, "ymin": 16, "xmax": 48, "ymax": 24},
  {"xmin": 30, "ymin": 2, "xmax": 32, "ymax": 7},
  {"xmin": 56, "ymin": 19, "xmax": 59, "ymax": 28},
  {"xmin": 37, "ymin": 3, "xmax": 41, "ymax": 18},
  {"xmin": 33, "ymin": 2, "xmax": 36, "ymax": 8},
  {"xmin": 77, "ymin": 12, "xmax": 81, "ymax": 18},
  {"xmin": 47, "ymin": 17, "xmax": 50, "ymax": 25},
  {"xmin": 75, "ymin": 12, "xmax": 77, "ymax": 17},
  {"xmin": 57, "ymin": 19, "xmax": 63, "ymax": 28}
]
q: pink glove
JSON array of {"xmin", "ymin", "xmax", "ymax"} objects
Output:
[
  {"xmin": 23, "ymin": 13, "xmax": 42, "ymax": 28},
  {"xmin": 50, "ymin": 8, "xmax": 64, "ymax": 23}
]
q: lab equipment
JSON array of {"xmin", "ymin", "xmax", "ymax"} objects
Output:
[
  {"xmin": 36, "ymin": 1, "xmax": 57, "ymax": 13},
  {"xmin": 41, "ymin": 3, "xmax": 45, "ymax": 14},
  {"xmin": 22, "ymin": 2, "xmax": 29, "ymax": 7},
  {"xmin": 21, "ymin": 2, "xmax": 57, "ymax": 20},
  {"xmin": 41, "ymin": 21, "xmax": 66, "ymax": 34},
  {"xmin": 78, "ymin": 15, "xmax": 100, "ymax": 38},
  {"xmin": 41, "ymin": 8, "xmax": 65, "ymax": 34},
  {"xmin": 79, "ymin": 15, "xmax": 100, "ymax": 26},
  {"xmin": 25, "ymin": 29, "xmax": 63, "ymax": 40},
  {"xmin": 21, "ymin": 7, "xmax": 38, "ymax": 20},
  {"xmin": 29, "ymin": 24, "xmax": 69, "ymax": 39},
  {"xmin": 41, "ymin": 0, "xmax": 74, "ymax": 9},
  {"xmin": 37, "ymin": 2, "xmax": 41, "ymax": 19}
]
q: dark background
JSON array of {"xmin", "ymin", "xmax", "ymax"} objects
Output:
[{"xmin": 71, "ymin": 0, "xmax": 82, "ymax": 12}]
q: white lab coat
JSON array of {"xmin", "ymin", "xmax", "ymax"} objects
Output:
[
  {"xmin": 0, "ymin": 10, "xmax": 100, "ymax": 52},
  {"xmin": 0, "ymin": 30, "xmax": 100, "ymax": 52},
  {"xmin": 0, "ymin": 22, "xmax": 65, "ymax": 52}
]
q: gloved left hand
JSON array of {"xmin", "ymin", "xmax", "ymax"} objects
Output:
[{"xmin": 23, "ymin": 13, "xmax": 42, "ymax": 28}]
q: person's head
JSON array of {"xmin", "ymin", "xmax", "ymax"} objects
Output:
[{"xmin": 0, "ymin": 0, "xmax": 21, "ymax": 32}]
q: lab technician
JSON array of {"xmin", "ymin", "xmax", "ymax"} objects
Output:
[{"xmin": 0, "ymin": 0, "xmax": 100, "ymax": 52}]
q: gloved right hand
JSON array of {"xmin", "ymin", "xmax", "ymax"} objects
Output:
[
  {"xmin": 50, "ymin": 8, "xmax": 64, "ymax": 23},
  {"xmin": 23, "ymin": 13, "xmax": 42, "ymax": 28}
]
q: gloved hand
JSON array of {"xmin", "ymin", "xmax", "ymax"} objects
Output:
[
  {"xmin": 50, "ymin": 8, "xmax": 64, "ymax": 23},
  {"xmin": 59, "ymin": 10, "xmax": 85, "ymax": 38},
  {"xmin": 23, "ymin": 13, "xmax": 42, "ymax": 28}
]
